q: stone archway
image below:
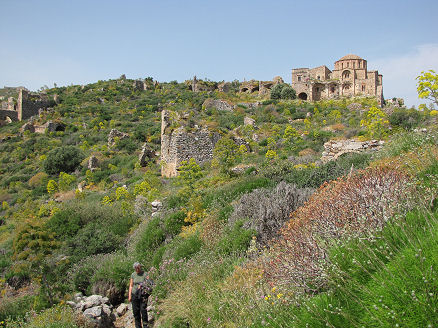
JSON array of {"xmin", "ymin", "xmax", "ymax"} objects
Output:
[{"xmin": 298, "ymin": 92, "xmax": 308, "ymax": 100}]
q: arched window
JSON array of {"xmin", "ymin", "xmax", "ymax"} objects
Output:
[{"xmin": 342, "ymin": 70, "xmax": 351, "ymax": 79}]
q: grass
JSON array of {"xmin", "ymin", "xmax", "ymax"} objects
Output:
[{"xmin": 248, "ymin": 209, "xmax": 438, "ymax": 328}]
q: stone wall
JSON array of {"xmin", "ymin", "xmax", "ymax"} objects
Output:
[
  {"xmin": 0, "ymin": 109, "xmax": 18, "ymax": 122},
  {"xmin": 161, "ymin": 110, "xmax": 220, "ymax": 177},
  {"xmin": 17, "ymin": 89, "xmax": 54, "ymax": 121}
]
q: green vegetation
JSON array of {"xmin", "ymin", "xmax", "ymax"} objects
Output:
[{"xmin": 0, "ymin": 75, "xmax": 437, "ymax": 327}]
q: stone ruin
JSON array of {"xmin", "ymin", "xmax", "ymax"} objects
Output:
[
  {"xmin": 321, "ymin": 139, "xmax": 384, "ymax": 163},
  {"xmin": 239, "ymin": 76, "xmax": 284, "ymax": 97},
  {"xmin": 160, "ymin": 109, "xmax": 220, "ymax": 177},
  {"xmin": 0, "ymin": 88, "xmax": 57, "ymax": 123}
]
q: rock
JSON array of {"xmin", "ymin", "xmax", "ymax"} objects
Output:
[
  {"xmin": 84, "ymin": 306, "xmax": 102, "ymax": 319},
  {"xmin": 88, "ymin": 155, "xmax": 99, "ymax": 171},
  {"xmin": 151, "ymin": 200, "xmax": 162, "ymax": 209},
  {"xmin": 21, "ymin": 122, "xmax": 35, "ymax": 133},
  {"xmin": 116, "ymin": 303, "xmax": 128, "ymax": 317},
  {"xmin": 66, "ymin": 301, "xmax": 76, "ymax": 308},
  {"xmin": 98, "ymin": 97, "xmax": 105, "ymax": 104},
  {"xmin": 306, "ymin": 112, "xmax": 312, "ymax": 118},
  {"xmin": 77, "ymin": 181, "xmax": 86, "ymax": 192},
  {"xmin": 230, "ymin": 164, "xmax": 256, "ymax": 175},
  {"xmin": 252, "ymin": 133, "xmax": 259, "ymax": 142},
  {"xmin": 346, "ymin": 102, "xmax": 363, "ymax": 111},
  {"xmin": 232, "ymin": 136, "xmax": 250, "ymax": 152},
  {"xmin": 202, "ymin": 98, "xmax": 234, "ymax": 111},
  {"xmin": 139, "ymin": 143, "xmax": 155, "ymax": 167},
  {"xmin": 108, "ymin": 129, "xmax": 129, "ymax": 147},
  {"xmin": 83, "ymin": 295, "xmax": 104, "ymax": 310},
  {"xmin": 321, "ymin": 139, "xmax": 384, "ymax": 163},
  {"xmin": 244, "ymin": 116, "xmax": 256, "ymax": 126}
]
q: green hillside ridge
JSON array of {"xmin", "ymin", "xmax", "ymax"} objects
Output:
[{"xmin": 0, "ymin": 75, "xmax": 437, "ymax": 327}]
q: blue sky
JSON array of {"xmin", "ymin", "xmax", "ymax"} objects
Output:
[{"xmin": 1, "ymin": 0, "xmax": 437, "ymax": 107}]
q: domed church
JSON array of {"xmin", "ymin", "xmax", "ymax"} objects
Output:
[{"xmin": 291, "ymin": 54, "xmax": 383, "ymax": 104}]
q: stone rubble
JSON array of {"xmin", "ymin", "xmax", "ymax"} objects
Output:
[{"xmin": 321, "ymin": 139, "xmax": 384, "ymax": 163}]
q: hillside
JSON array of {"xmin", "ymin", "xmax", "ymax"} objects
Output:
[{"xmin": 0, "ymin": 76, "xmax": 437, "ymax": 328}]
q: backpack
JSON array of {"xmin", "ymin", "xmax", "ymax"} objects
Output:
[{"xmin": 136, "ymin": 278, "xmax": 154, "ymax": 300}]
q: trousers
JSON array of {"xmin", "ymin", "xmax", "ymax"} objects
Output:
[{"xmin": 131, "ymin": 293, "xmax": 148, "ymax": 328}]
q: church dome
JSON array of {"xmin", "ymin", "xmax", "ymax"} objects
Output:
[{"xmin": 338, "ymin": 54, "xmax": 363, "ymax": 61}]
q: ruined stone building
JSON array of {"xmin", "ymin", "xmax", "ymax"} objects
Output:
[
  {"xmin": 0, "ymin": 89, "xmax": 56, "ymax": 122},
  {"xmin": 160, "ymin": 110, "xmax": 220, "ymax": 177},
  {"xmin": 291, "ymin": 54, "xmax": 383, "ymax": 104}
]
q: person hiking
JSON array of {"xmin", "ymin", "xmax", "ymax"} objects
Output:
[{"xmin": 129, "ymin": 262, "xmax": 149, "ymax": 328}]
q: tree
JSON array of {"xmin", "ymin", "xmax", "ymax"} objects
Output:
[
  {"xmin": 271, "ymin": 83, "xmax": 296, "ymax": 100},
  {"xmin": 416, "ymin": 70, "xmax": 438, "ymax": 109}
]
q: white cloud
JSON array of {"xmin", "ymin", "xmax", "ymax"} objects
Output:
[{"xmin": 369, "ymin": 44, "xmax": 438, "ymax": 108}]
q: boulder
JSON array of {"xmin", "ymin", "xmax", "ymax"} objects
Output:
[
  {"xmin": 108, "ymin": 129, "xmax": 129, "ymax": 147},
  {"xmin": 116, "ymin": 303, "xmax": 128, "ymax": 317},
  {"xmin": 244, "ymin": 116, "xmax": 256, "ymax": 126}
]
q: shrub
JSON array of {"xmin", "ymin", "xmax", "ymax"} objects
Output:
[
  {"xmin": 28, "ymin": 172, "xmax": 48, "ymax": 188},
  {"xmin": 43, "ymin": 146, "xmax": 84, "ymax": 175},
  {"xmin": 389, "ymin": 108, "xmax": 422, "ymax": 130},
  {"xmin": 229, "ymin": 181, "xmax": 314, "ymax": 245},
  {"xmin": 135, "ymin": 217, "xmax": 165, "ymax": 261},
  {"xmin": 264, "ymin": 167, "xmax": 414, "ymax": 293},
  {"xmin": 45, "ymin": 209, "xmax": 81, "ymax": 240},
  {"xmin": 67, "ymin": 223, "xmax": 121, "ymax": 260},
  {"xmin": 164, "ymin": 210, "xmax": 187, "ymax": 236},
  {"xmin": 166, "ymin": 234, "xmax": 203, "ymax": 261},
  {"xmin": 216, "ymin": 221, "xmax": 255, "ymax": 255}
]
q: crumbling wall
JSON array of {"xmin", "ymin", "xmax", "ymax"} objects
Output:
[
  {"xmin": 161, "ymin": 110, "xmax": 220, "ymax": 177},
  {"xmin": 17, "ymin": 89, "xmax": 53, "ymax": 121}
]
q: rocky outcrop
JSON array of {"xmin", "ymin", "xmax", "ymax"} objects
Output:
[
  {"xmin": 133, "ymin": 80, "xmax": 146, "ymax": 91},
  {"xmin": 108, "ymin": 129, "xmax": 129, "ymax": 147},
  {"xmin": 21, "ymin": 122, "xmax": 35, "ymax": 133},
  {"xmin": 321, "ymin": 139, "xmax": 384, "ymax": 163},
  {"xmin": 244, "ymin": 116, "xmax": 256, "ymax": 126},
  {"xmin": 202, "ymin": 98, "xmax": 234, "ymax": 111},
  {"xmin": 67, "ymin": 293, "xmax": 116, "ymax": 328}
]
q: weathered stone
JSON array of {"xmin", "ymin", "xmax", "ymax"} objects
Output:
[
  {"xmin": 88, "ymin": 156, "xmax": 99, "ymax": 171},
  {"xmin": 83, "ymin": 295, "xmax": 104, "ymax": 310},
  {"xmin": 66, "ymin": 301, "xmax": 76, "ymax": 308},
  {"xmin": 108, "ymin": 129, "xmax": 129, "ymax": 147},
  {"xmin": 230, "ymin": 164, "xmax": 256, "ymax": 175},
  {"xmin": 161, "ymin": 110, "xmax": 220, "ymax": 177},
  {"xmin": 244, "ymin": 116, "xmax": 256, "ymax": 126},
  {"xmin": 116, "ymin": 303, "xmax": 128, "ymax": 317},
  {"xmin": 139, "ymin": 143, "xmax": 155, "ymax": 167},
  {"xmin": 151, "ymin": 200, "xmax": 162, "ymax": 209},
  {"xmin": 218, "ymin": 82, "xmax": 232, "ymax": 92},
  {"xmin": 321, "ymin": 139, "xmax": 384, "ymax": 163},
  {"xmin": 133, "ymin": 80, "xmax": 145, "ymax": 91},
  {"xmin": 273, "ymin": 76, "xmax": 284, "ymax": 84},
  {"xmin": 21, "ymin": 122, "xmax": 35, "ymax": 133},
  {"xmin": 98, "ymin": 97, "xmax": 105, "ymax": 104},
  {"xmin": 43, "ymin": 121, "xmax": 65, "ymax": 133},
  {"xmin": 202, "ymin": 98, "xmax": 234, "ymax": 111}
]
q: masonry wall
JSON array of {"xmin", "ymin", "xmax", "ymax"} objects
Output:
[
  {"xmin": 161, "ymin": 110, "xmax": 220, "ymax": 177},
  {"xmin": 0, "ymin": 109, "xmax": 18, "ymax": 121}
]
